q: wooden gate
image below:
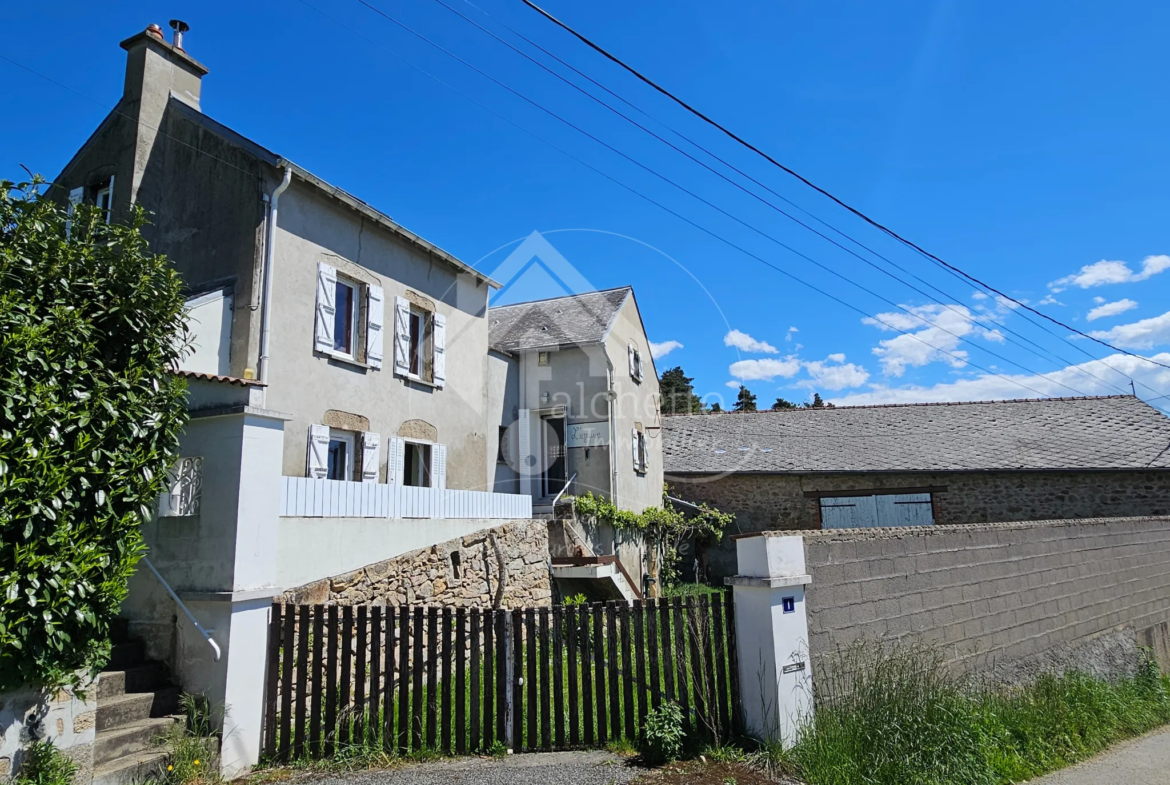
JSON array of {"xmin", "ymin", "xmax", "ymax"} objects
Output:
[{"xmin": 263, "ymin": 596, "xmax": 740, "ymax": 761}]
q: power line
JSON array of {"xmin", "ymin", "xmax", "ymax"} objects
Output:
[
  {"xmin": 518, "ymin": 0, "xmax": 1170, "ymax": 375},
  {"xmin": 298, "ymin": 0, "xmax": 1064, "ymax": 399},
  {"xmin": 352, "ymin": 0, "xmax": 1094, "ymax": 398},
  {"xmin": 430, "ymin": 0, "xmax": 1132, "ymax": 398}
]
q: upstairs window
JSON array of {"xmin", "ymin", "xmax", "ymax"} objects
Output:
[
  {"xmin": 314, "ymin": 262, "xmax": 384, "ymax": 368},
  {"xmin": 628, "ymin": 343, "xmax": 644, "ymax": 382},
  {"xmin": 394, "ymin": 296, "xmax": 446, "ymax": 387},
  {"xmin": 332, "ymin": 278, "xmax": 358, "ymax": 357},
  {"xmin": 632, "ymin": 427, "xmax": 648, "ymax": 474},
  {"xmin": 94, "ymin": 181, "xmax": 113, "ymax": 223}
]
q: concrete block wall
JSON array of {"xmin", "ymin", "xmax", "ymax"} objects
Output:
[
  {"xmin": 800, "ymin": 516, "xmax": 1170, "ymax": 682},
  {"xmin": 0, "ymin": 683, "xmax": 96, "ymax": 783}
]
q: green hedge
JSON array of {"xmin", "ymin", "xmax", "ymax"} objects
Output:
[{"xmin": 0, "ymin": 180, "xmax": 189, "ymax": 691}]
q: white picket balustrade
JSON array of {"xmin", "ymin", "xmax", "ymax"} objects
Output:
[{"xmin": 279, "ymin": 476, "xmax": 532, "ymax": 519}]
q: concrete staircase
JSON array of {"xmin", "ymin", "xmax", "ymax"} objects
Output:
[{"xmin": 92, "ymin": 621, "xmax": 182, "ymax": 785}]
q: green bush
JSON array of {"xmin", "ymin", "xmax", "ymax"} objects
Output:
[
  {"xmin": 0, "ymin": 180, "xmax": 189, "ymax": 692},
  {"xmin": 789, "ymin": 640, "xmax": 1170, "ymax": 785},
  {"xmin": 641, "ymin": 702, "xmax": 685, "ymax": 765},
  {"xmin": 13, "ymin": 741, "xmax": 77, "ymax": 785}
]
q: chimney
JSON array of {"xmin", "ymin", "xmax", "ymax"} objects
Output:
[
  {"xmin": 120, "ymin": 21, "xmax": 208, "ymax": 112},
  {"xmin": 169, "ymin": 19, "xmax": 190, "ymax": 51}
]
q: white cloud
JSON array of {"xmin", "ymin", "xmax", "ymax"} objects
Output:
[
  {"xmin": 862, "ymin": 304, "xmax": 980, "ymax": 377},
  {"xmin": 1088, "ymin": 309, "xmax": 1170, "ymax": 349},
  {"xmin": 826, "ymin": 353, "xmax": 846, "ymax": 363},
  {"xmin": 729, "ymin": 357, "xmax": 801, "ymax": 381},
  {"xmin": 830, "ymin": 352, "xmax": 1170, "ymax": 412},
  {"xmin": 724, "ymin": 329, "xmax": 778, "ymax": 354},
  {"xmin": 801, "ymin": 359, "xmax": 870, "ymax": 390},
  {"xmin": 1049, "ymin": 254, "xmax": 1170, "ymax": 291},
  {"xmin": 982, "ymin": 329, "xmax": 1006, "ymax": 343},
  {"xmin": 972, "ymin": 291, "xmax": 989, "ymax": 301},
  {"xmin": 649, "ymin": 339, "xmax": 683, "ymax": 359},
  {"xmin": 1094, "ymin": 296, "xmax": 1106, "ymax": 304},
  {"xmin": 785, "ymin": 326, "xmax": 799, "ymax": 342},
  {"xmin": 725, "ymin": 380, "xmax": 742, "ymax": 389},
  {"xmin": 1085, "ymin": 299, "xmax": 1138, "ymax": 323},
  {"xmin": 1038, "ymin": 294, "xmax": 1062, "ymax": 306}
]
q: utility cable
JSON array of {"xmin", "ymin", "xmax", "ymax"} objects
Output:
[
  {"xmin": 353, "ymin": 0, "xmax": 1093, "ymax": 397},
  {"xmin": 304, "ymin": 0, "xmax": 1060, "ymax": 399},
  {"xmin": 431, "ymin": 0, "xmax": 1131, "ymax": 397},
  {"xmin": 519, "ymin": 0, "xmax": 1170, "ymax": 374}
]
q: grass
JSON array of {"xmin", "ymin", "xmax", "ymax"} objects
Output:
[
  {"xmin": 11, "ymin": 741, "xmax": 77, "ymax": 785},
  {"xmin": 779, "ymin": 640, "xmax": 1170, "ymax": 785},
  {"xmin": 660, "ymin": 583, "xmax": 725, "ymax": 599}
]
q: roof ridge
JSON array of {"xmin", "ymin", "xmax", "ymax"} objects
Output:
[
  {"xmin": 661, "ymin": 395, "xmax": 1138, "ymax": 417},
  {"xmin": 490, "ymin": 286, "xmax": 632, "ymax": 311}
]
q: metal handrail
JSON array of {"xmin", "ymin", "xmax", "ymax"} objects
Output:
[
  {"xmin": 551, "ymin": 472, "xmax": 577, "ymax": 509},
  {"xmin": 141, "ymin": 556, "xmax": 221, "ymax": 661},
  {"xmin": 666, "ymin": 494, "xmax": 704, "ymax": 511}
]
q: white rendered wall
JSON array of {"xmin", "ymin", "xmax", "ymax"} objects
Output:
[{"xmin": 277, "ymin": 516, "xmax": 531, "ymax": 589}]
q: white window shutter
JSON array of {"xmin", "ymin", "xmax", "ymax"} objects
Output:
[
  {"xmin": 631, "ymin": 428, "xmax": 640, "ymax": 471},
  {"xmin": 366, "ymin": 285, "xmax": 385, "ymax": 369},
  {"xmin": 432, "ymin": 313, "xmax": 446, "ymax": 388},
  {"xmin": 628, "ymin": 343, "xmax": 636, "ymax": 378},
  {"xmin": 66, "ymin": 186, "xmax": 83, "ymax": 237},
  {"xmin": 314, "ymin": 262, "xmax": 337, "ymax": 354},
  {"xmin": 393, "ymin": 296, "xmax": 411, "ymax": 376},
  {"xmin": 307, "ymin": 424, "xmax": 330, "ymax": 479},
  {"xmin": 361, "ymin": 431, "xmax": 381, "ymax": 483},
  {"xmin": 387, "ymin": 436, "xmax": 406, "ymax": 484},
  {"xmin": 106, "ymin": 175, "xmax": 115, "ymax": 223},
  {"xmin": 432, "ymin": 443, "xmax": 447, "ymax": 491}
]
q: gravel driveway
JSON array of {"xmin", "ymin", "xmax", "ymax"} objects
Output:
[
  {"xmin": 1026, "ymin": 725, "xmax": 1170, "ymax": 785},
  {"xmin": 298, "ymin": 751, "xmax": 642, "ymax": 785}
]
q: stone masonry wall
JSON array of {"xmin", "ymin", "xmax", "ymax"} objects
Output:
[
  {"xmin": 673, "ymin": 470, "xmax": 1170, "ymax": 578},
  {"xmin": 799, "ymin": 516, "xmax": 1170, "ymax": 683},
  {"xmin": 279, "ymin": 519, "xmax": 552, "ymax": 608},
  {"xmin": 0, "ymin": 682, "xmax": 96, "ymax": 783}
]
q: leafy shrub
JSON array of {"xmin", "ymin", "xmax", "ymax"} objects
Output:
[
  {"xmin": 661, "ymin": 582, "xmax": 725, "ymax": 598},
  {"xmin": 641, "ymin": 702, "xmax": 685, "ymax": 765},
  {"xmin": 0, "ymin": 180, "xmax": 189, "ymax": 692},
  {"xmin": 13, "ymin": 741, "xmax": 77, "ymax": 785}
]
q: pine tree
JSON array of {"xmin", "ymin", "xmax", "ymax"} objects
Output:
[
  {"xmin": 802, "ymin": 392, "xmax": 835, "ymax": 409},
  {"xmin": 772, "ymin": 397, "xmax": 797, "ymax": 410},
  {"xmin": 710, "ymin": 402, "xmax": 723, "ymax": 413},
  {"xmin": 734, "ymin": 385, "xmax": 758, "ymax": 412},
  {"xmin": 658, "ymin": 366, "xmax": 702, "ymax": 414}
]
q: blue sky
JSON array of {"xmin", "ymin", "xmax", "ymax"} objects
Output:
[{"xmin": 4, "ymin": 1, "xmax": 1170, "ymax": 410}]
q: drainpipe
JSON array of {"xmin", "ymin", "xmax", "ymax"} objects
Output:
[
  {"xmin": 606, "ymin": 358, "xmax": 619, "ymax": 507},
  {"xmin": 258, "ymin": 166, "xmax": 292, "ymax": 399}
]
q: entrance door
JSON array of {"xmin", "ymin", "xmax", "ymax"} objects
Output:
[{"xmin": 541, "ymin": 415, "xmax": 566, "ymax": 498}]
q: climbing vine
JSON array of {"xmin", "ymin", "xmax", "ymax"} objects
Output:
[{"xmin": 572, "ymin": 485, "xmax": 734, "ymax": 586}]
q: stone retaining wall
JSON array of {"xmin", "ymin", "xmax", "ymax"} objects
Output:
[
  {"xmin": 279, "ymin": 519, "xmax": 551, "ymax": 608},
  {"xmin": 0, "ymin": 682, "xmax": 96, "ymax": 783}
]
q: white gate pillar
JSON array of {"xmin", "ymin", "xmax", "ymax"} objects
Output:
[{"xmin": 725, "ymin": 533, "xmax": 813, "ymax": 745}]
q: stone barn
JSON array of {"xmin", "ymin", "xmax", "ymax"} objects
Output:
[{"xmin": 663, "ymin": 396, "xmax": 1170, "ymax": 579}]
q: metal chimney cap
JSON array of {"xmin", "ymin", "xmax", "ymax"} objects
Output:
[{"xmin": 169, "ymin": 19, "xmax": 190, "ymax": 33}]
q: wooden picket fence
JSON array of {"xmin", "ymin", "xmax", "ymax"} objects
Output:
[{"xmin": 263, "ymin": 596, "xmax": 741, "ymax": 761}]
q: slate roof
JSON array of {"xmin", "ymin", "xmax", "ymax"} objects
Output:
[
  {"xmin": 663, "ymin": 396, "xmax": 1170, "ymax": 474},
  {"xmin": 489, "ymin": 287, "xmax": 631, "ymax": 353}
]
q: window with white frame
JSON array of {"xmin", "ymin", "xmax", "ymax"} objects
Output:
[
  {"xmin": 628, "ymin": 343, "xmax": 644, "ymax": 383},
  {"xmin": 631, "ymin": 427, "xmax": 648, "ymax": 474},
  {"xmin": 314, "ymin": 262, "xmax": 385, "ymax": 368},
  {"xmin": 307, "ymin": 424, "xmax": 381, "ymax": 482},
  {"xmin": 94, "ymin": 181, "xmax": 113, "ymax": 223},
  {"xmin": 393, "ymin": 296, "xmax": 446, "ymax": 387},
  {"xmin": 387, "ymin": 436, "xmax": 447, "ymax": 489}
]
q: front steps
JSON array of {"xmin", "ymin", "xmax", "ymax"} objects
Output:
[{"xmin": 92, "ymin": 623, "xmax": 182, "ymax": 785}]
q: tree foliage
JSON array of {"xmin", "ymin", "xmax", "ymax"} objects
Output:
[
  {"xmin": 0, "ymin": 180, "xmax": 189, "ymax": 692},
  {"xmin": 773, "ymin": 397, "xmax": 797, "ymax": 410},
  {"xmin": 804, "ymin": 392, "xmax": 835, "ymax": 409},
  {"xmin": 658, "ymin": 366, "xmax": 702, "ymax": 414},
  {"xmin": 733, "ymin": 385, "xmax": 757, "ymax": 412}
]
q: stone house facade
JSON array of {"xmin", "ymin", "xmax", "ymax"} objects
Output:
[{"xmin": 664, "ymin": 396, "xmax": 1170, "ymax": 579}]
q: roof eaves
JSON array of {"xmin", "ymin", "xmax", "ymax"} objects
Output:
[{"xmin": 279, "ymin": 160, "xmax": 501, "ymax": 289}]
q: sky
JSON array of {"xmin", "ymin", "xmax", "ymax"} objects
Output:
[{"xmin": 3, "ymin": 0, "xmax": 1170, "ymax": 411}]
